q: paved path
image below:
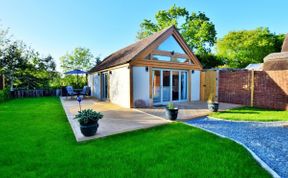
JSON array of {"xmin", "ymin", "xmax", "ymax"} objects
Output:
[
  {"xmin": 186, "ymin": 117, "xmax": 288, "ymax": 177},
  {"xmin": 139, "ymin": 102, "xmax": 240, "ymax": 120},
  {"xmin": 61, "ymin": 97, "xmax": 170, "ymax": 142}
]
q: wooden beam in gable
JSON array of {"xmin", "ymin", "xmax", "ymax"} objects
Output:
[{"xmin": 130, "ymin": 26, "xmax": 203, "ymax": 70}]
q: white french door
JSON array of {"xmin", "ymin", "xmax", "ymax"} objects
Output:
[{"xmin": 152, "ymin": 69, "xmax": 188, "ymax": 105}]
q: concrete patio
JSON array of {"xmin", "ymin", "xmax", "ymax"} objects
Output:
[
  {"xmin": 138, "ymin": 101, "xmax": 241, "ymax": 120},
  {"xmin": 60, "ymin": 97, "xmax": 170, "ymax": 142}
]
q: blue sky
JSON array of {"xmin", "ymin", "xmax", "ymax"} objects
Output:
[{"xmin": 0, "ymin": 0, "xmax": 287, "ymax": 71}]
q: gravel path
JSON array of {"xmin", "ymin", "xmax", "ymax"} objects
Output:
[{"xmin": 186, "ymin": 117, "xmax": 288, "ymax": 178}]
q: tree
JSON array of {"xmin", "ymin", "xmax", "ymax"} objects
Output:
[
  {"xmin": 137, "ymin": 5, "xmax": 217, "ymax": 56},
  {"xmin": 60, "ymin": 47, "xmax": 95, "ymax": 72},
  {"xmin": 216, "ymin": 27, "xmax": 285, "ymax": 68},
  {"xmin": 196, "ymin": 53, "xmax": 225, "ymax": 69},
  {"xmin": 0, "ymin": 24, "xmax": 57, "ymax": 90},
  {"xmin": 95, "ymin": 56, "xmax": 101, "ymax": 65},
  {"xmin": 0, "ymin": 41, "xmax": 28, "ymax": 90}
]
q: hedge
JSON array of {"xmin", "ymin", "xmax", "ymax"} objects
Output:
[{"xmin": 0, "ymin": 88, "xmax": 10, "ymax": 103}]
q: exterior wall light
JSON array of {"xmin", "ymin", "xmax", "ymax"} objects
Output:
[
  {"xmin": 145, "ymin": 66, "xmax": 149, "ymax": 72},
  {"xmin": 109, "ymin": 71, "xmax": 112, "ymax": 75}
]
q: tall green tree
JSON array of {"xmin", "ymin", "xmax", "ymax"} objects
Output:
[
  {"xmin": 216, "ymin": 27, "xmax": 285, "ymax": 68},
  {"xmin": 0, "ymin": 41, "xmax": 28, "ymax": 90},
  {"xmin": 137, "ymin": 5, "xmax": 217, "ymax": 56},
  {"xmin": 60, "ymin": 47, "xmax": 95, "ymax": 72},
  {"xmin": 0, "ymin": 41, "xmax": 57, "ymax": 90}
]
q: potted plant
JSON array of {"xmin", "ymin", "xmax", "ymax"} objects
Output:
[
  {"xmin": 165, "ymin": 102, "xmax": 178, "ymax": 120},
  {"xmin": 74, "ymin": 109, "xmax": 103, "ymax": 136},
  {"xmin": 208, "ymin": 96, "xmax": 219, "ymax": 112}
]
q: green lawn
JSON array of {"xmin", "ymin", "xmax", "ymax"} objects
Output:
[
  {"xmin": 210, "ymin": 106, "xmax": 288, "ymax": 121},
  {"xmin": 0, "ymin": 97, "xmax": 270, "ymax": 178}
]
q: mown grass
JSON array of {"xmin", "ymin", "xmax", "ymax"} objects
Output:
[
  {"xmin": 210, "ymin": 106, "xmax": 288, "ymax": 121},
  {"xmin": 0, "ymin": 97, "xmax": 270, "ymax": 177}
]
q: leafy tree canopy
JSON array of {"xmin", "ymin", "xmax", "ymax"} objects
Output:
[
  {"xmin": 0, "ymin": 25, "xmax": 57, "ymax": 90},
  {"xmin": 60, "ymin": 47, "xmax": 95, "ymax": 72},
  {"xmin": 137, "ymin": 5, "xmax": 217, "ymax": 55},
  {"xmin": 216, "ymin": 27, "xmax": 285, "ymax": 68},
  {"xmin": 0, "ymin": 40, "xmax": 57, "ymax": 90}
]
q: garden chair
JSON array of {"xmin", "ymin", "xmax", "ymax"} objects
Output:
[
  {"xmin": 79, "ymin": 86, "xmax": 90, "ymax": 97},
  {"xmin": 66, "ymin": 86, "xmax": 77, "ymax": 99}
]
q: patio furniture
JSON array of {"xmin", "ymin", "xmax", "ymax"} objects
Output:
[
  {"xmin": 66, "ymin": 86, "xmax": 77, "ymax": 99},
  {"xmin": 79, "ymin": 86, "xmax": 90, "ymax": 97}
]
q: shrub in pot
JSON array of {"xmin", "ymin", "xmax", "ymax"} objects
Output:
[
  {"xmin": 165, "ymin": 102, "xmax": 178, "ymax": 120},
  {"xmin": 74, "ymin": 109, "xmax": 103, "ymax": 136}
]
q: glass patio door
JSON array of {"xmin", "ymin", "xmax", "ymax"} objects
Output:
[
  {"xmin": 162, "ymin": 71, "xmax": 171, "ymax": 102},
  {"xmin": 152, "ymin": 70, "xmax": 161, "ymax": 103},
  {"xmin": 153, "ymin": 69, "xmax": 187, "ymax": 105},
  {"xmin": 180, "ymin": 71, "xmax": 188, "ymax": 100},
  {"xmin": 101, "ymin": 73, "xmax": 108, "ymax": 100},
  {"xmin": 172, "ymin": 71, "xmax": 179, "ymax": 101}
]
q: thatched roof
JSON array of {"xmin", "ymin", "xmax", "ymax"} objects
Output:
[
  {"xmin": 263, "ymin": 52, "xmax": 288, "ymax": 70},
  {"xmin": 263, "ymin": 33, "xmax": 288, "ymax": 70},
  {"xmin": 282, "ymin": 34, "xmax": 288, "ymax": 52}
]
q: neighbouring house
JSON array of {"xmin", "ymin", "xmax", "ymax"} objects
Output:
[
  {"xmin": 88, "ymin": 26, "xmax": 203, "ymax": 108},
  {"xmin": 263, "ymin": 33, "xmax": 288, "ymax": 70},
  {"xmin": 245, "ymin": 63, "xmax": 263, "ymax": 71}
]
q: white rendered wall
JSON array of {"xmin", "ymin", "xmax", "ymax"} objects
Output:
[
  {"xmin": 133, "ymin": 67, "xmax": 150, "ymax": 107},
  {"xmin": 191, "ymin": 70, "xmax": 200, "ymax": 101},
  {"xmin": 109, "ymin": 67, "xmax": 130, "ymax": 108},
  {"xmin": 88, "ymin": 74, "xmax": 93, "ymax": 91},
  {"xmin": 88, "ymin": 73, "xmax": 100, "ymax": 99},
  {"xmin": 94, "ymin": 74, "xmax": 101, "ymax": 99}
]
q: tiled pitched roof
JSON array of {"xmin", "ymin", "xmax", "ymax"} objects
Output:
[{"xmin": 89, "ymin": 26, "xmax": 173, "ymax": 73}]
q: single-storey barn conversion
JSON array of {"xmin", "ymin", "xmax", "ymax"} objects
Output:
[{"xmin": 88, "ymin": 26, "xmax": 203, "ymax": 108}]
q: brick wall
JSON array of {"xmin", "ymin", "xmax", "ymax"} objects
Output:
[
  {"xmin": 218, "ymin": 70, "xmax": 251, "ymax": 106},
  {"xmin": 254, "ymin": 71, "xmax": 288, "ymax": 110},
  {"xmin": 218, "ymin": 70, "xmax": 288, "ymax": 110}
]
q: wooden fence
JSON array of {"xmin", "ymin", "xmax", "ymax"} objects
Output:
[
  {"xmin": 12, "ymin": 89, "xmax": 61, "ymax": 98},
  {"xmin": 200, "ymin": 70, "xmax": 217, "ymax": 102}
]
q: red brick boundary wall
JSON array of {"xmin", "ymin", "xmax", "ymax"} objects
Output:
[{"xmin": 218, "ymin": 70, "xmax": 288, "ymax": 110}]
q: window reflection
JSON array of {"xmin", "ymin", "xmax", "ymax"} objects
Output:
[
  {"xmin": 157, "ymin": 36, "xmax": 186, "ymax": 54},
  {"xmin": 152, "ymin": 55, "xmax": 190, "ymax": 63}
]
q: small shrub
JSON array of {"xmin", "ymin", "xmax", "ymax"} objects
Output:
[
  {"xmin": 0, "ymin": 88, "xmax": 10, "ymax": 103},
  {"xmin": 74, "ymin": 109, "xmax": 103, "ymax": 125},
  {"xmin": 167, "ymin": 102, "xmax": 175, "ymax": 109}
]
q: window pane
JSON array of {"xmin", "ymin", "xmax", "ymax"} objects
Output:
[
  {"xmin": 157, "ymin": 35, "xmax": 186, "ymax": 54},
  {"xmin": 152, "ymin": 55, "xmax": 170, "ymax": 62},
  {"xmin": 153, "ymin": 70, "xmax": 161, "ymax": 103},
  {"xmin": 162, "ymin": 71, "xmax": 170, "ymax": 102},
  {"xmin": 172, "ymin": 71, "xmax": 179, "ymax": 101},
  {"xmin": 177, "ymin": 58, "xmax": 188, "ymax": 63},
  {"xmin": 181, "ymin": 72, "xmax": 187, "ymax": 100}
]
